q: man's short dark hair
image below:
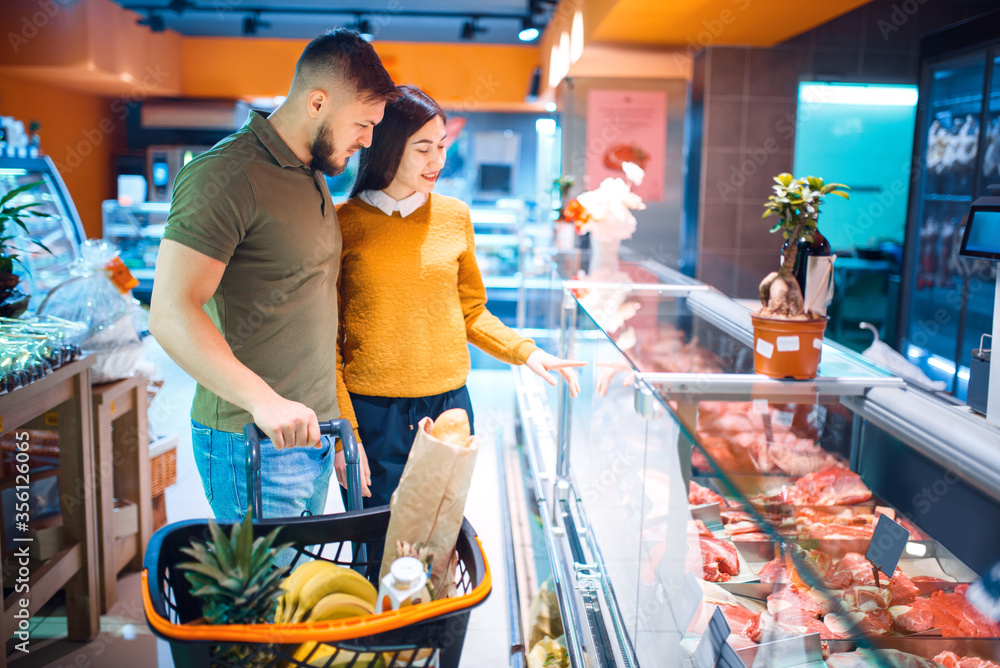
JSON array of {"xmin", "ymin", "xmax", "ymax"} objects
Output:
[{"xmin": 296, "ymin": 29, "xmax": 399, "ymax": 103}]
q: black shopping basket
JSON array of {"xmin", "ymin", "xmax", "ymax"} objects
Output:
[{"xmin": 142, "ymin": 420, "xmax": 491, "ymax": 668}]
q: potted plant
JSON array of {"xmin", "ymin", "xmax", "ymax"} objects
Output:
[
  {"xmin": 0, "ymin": 181, "xmax": 54, "ymax": 317},
  {"xmin": 753, "ymin": 173, "xmax": 849, "ymax": 379}
]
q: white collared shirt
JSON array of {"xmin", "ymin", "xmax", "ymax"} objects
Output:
[{"xmin": 358, "ymin": 189, "xmax": 428, "ymax": 218}]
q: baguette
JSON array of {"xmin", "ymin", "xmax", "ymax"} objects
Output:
[{"xmin": 431, "ymin": 408, "xmax": 470, "ymax": 447}]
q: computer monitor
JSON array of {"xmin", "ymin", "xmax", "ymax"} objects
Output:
[
  {"xmin": 960, "ymin": 196, "xmax": 1000, "ymax": 261},
  {"xmin": 477, "ymin": 164, "xmax": 512, "ymax": 195}
]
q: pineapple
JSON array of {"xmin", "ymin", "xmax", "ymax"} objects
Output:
[{"xmin": 177, "ymin": 508, "xmax": 293, "ymax": 667}]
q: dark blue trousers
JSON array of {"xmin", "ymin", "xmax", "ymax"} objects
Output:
[
  {"xmin": 343, "ymin": 386, "xmax": 474, "ymax": 583},
  {"xmin": 346, "ymin": 385, "xmax": 475, "ymax": 509}
]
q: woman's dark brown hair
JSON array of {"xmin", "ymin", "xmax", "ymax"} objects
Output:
[{"xmin": 350, "ymin": 85, "xmax": 446, "ymax": 197}]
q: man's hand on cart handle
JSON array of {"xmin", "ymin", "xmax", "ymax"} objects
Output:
[
  {"xmin": 525, "ymin": 349, "xmax": 587, "ymax": 398},
  {"xmin": 335, "ymin": 443, "xmax": 372, "ymax": 497},
  {"xmin": 251, "ymin": 395, "xmax": 322, "ymax": 449}
]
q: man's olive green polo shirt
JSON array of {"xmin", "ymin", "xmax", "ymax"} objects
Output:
[{"xmin": 163, "ymin": 112, "xmax": 341, "ymax": 432}]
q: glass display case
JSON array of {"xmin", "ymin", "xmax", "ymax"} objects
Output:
[
  {"xmin": 903, "ymin": 28, "xmax": 1000, "ymax": 399},
  {"xmin": 101, "ymin": 199, "xmax": 170, "ymax": 302},
  {"xmin": 511, "ymin": 259, "xmax": 1000, "ymax": 667},
  {"xmin": 0, "ymin": 155, "xmax": 85, "ymax": 308}
]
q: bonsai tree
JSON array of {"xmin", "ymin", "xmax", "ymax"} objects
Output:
[
  {"xmin": 757, "ymin": 173, "xmax": 849, "ymax": 319},
  {"xmin": 0, "ymin": 181, "xmax": 53, "ymax": 277}
]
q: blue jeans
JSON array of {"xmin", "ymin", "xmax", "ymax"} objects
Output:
[{"xmin": 191, "ymin": 420, "xmax": 335, "ymax": 522}]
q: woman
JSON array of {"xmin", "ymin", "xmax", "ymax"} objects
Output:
[{"xmin": 334, "ymin": 85, "xmax": 583, "ymax": 507}]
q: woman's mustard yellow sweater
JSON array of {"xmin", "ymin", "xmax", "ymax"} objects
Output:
[{"xmin": 335, "ymin": 193, "xmax": 538, "ymax": 439}]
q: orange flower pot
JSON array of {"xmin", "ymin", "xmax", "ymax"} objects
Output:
[{"xmin": 750, "ymin": 314, "xmax": 828, "ymax": 380}]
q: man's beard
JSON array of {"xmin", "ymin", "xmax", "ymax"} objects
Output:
[{"xmin": 310, "ymin": 122, "xmax": 346, "ymax": 177}]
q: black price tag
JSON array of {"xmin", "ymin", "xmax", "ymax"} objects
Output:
[{"xmin": 866, "ymin": 514, "xmax": 910, "ymax": 579}]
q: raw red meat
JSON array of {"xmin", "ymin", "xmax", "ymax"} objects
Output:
[
  {"xmin": 755, "ymin": 465, "xmax": 872, "ymax": 506},
  {"xmin": 933, "ymin": 651, "xmax": 1000, "ymax": 668},
  {"xmin": 891, "ymin": 598, "xmax": 936, "ymax": 634},
  {"xmin": 888, "ymin": 571, "xmax": 921, "ymax": 606},
  {"xmin": 823, "ymin": 608, "xmax": 892, "ymax": 637},
  {"xmin": 927, "ymin": 585, "xmax": 1000, "ymax": 637},
  {"xmin": 767, "ymin": 584, "xmax": 827, "ymax": 621},
  {"xmin": 687, "ymin": 583, "xmax": 761, "ymax": 648},
  {"xmin": 757, "ymin": 549, "xmax": 834, "ymax": 584},
  {"xmin": 689, "ymin": 480, "xmax": 726, "ymax": 506},
  {"xmin": 697, "ymin": 534, "xmax": 740, "ymax": 582},
  {"xmin": 819, "ymin": 552, "xmax": 906, "ymax": 587},
  {"xmin": 823, "ymin": 553, "xmax": 878, "ymax": 589},
  {"xmin": 758, "ymin": 557, "xmax": 786, "ymax": 584},
  {"xmin": 645, "ymin": 522, "xmax": 741, "ymax": 583},
  {"xmin": 695, "ymin": 402, "xmax": 846, "ymax": 476},
  {"xmin": 840, "ymin": 585, "xmax": 892, "ymax": 613}
]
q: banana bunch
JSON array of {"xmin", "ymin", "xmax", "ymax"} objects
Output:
[
  {"xmin": 275, "ymin": 559, "xmax": 377, "ymax": 624},
  {"xmin": 286, "ymin": 642, "xmax": 385, "ymax": 668}
]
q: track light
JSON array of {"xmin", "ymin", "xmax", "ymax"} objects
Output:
[
  {"xmin": 518, "ymin": 17, "xmax": 539, "ymax": 42},
  {"xmin": 460, "ymin": 17, "xmax": 486, "ymax": 40},
  {"xmin": 138, "ymin": 11, "xmax": 166, "ymax": 32},
  {"xmin": 242, "ymin": 12, "xmax": 270, "ymax": 35},
  {"xmin": 348, "ymin": 15, "xmax": 374, "ymax": 41}
]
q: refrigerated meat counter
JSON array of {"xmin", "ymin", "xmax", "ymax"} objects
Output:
[
  {"xmin": 0, "ymin": 155, "xmax": 85, "ymax": 308},
  {"xmin": 504, "ymin": 253, "xmax": 1000, "ymax": 668}
]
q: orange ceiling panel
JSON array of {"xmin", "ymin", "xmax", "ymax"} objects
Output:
[{"xmin": 590, "ymin": 0, "xmax": 871, "ymax": 47}]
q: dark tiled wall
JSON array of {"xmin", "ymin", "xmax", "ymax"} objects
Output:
[{"xmin": 693, "ymin": 0, "xmax": 996, "ymax": 298}]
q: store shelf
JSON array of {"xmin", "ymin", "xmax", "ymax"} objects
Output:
[
  {"xmin": 0, "ymin": 357, "xmax": 99, "ymax": 653},
  {"xmin": 639, "ymin": 371, "xmax": 904, "ymax": 402}
]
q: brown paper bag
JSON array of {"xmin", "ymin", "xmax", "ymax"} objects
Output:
[{"xmin": 379, "ymin": 416, "xmax": 479, "ymax": 598}]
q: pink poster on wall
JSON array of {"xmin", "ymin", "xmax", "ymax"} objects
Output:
[{"xmin": 584, "ymin": 89, "xmax": 667, "ymax": 202}]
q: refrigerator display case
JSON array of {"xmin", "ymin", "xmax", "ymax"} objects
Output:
[
  {"xmin": 0, "ymin": 155, "xmax": 85, "ymax": 308},
  {"xmin": 902, "ymin": 16, "xmax": 1000, "ymax": 399},
  {"xmin": 101, "ymin": 199, "xmax": 170, "ymax": 303},
  {"xmin": 509, "ymin": 257, "xmax": 1000, "ymax": 667}
]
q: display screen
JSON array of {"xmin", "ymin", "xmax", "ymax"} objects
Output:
[
  {"xmin": 478, "ymin": 164, "xmax": 511, "ymax": 194},
  {"xmin": 960, "ymin": 208, "xmax": 1000, "ymax": 259},
  {"xmin": 152, "ymin": 160, "xmax": 169, "ymax": 187}
]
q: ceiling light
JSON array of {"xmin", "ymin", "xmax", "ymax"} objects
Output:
[
  {"xmin": 358, "ymin": 19, "xmax": 373, "ymax": 41},
  {"xmin": 138, "ymin": 12, "xmax": 166, "ymax": 32},
  {"xmin": 518, "ymin": 17, "xmax": 539, "ymax": 42},
  {"xmin": 544, "ymin": 102, "xmax": 557, "ymax": 112}
]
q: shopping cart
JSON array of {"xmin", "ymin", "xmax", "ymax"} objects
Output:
[{"xmin": 142, "ymin": 420, "xmax": 492, "ymax": 668}]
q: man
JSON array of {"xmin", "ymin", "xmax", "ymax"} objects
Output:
[{"xmin": 149, "ymin": 30, "xmax": 396, "ymax": 520}]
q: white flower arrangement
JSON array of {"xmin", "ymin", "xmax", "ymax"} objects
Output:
[{"xmin": 563, "ymin": 162, "xmax": 646, "ymax": 243}]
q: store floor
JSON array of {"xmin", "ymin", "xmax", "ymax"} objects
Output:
[{"xmin": 9, "ymin": 340, "xmax": 515, "ymax": 667}]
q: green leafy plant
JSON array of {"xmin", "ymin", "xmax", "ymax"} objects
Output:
[
  {"xmin": 758, "ymin": 173, "xmax": 849, "ymax": 318},
  {"xmin": 0, "ymin": 181, "xmax": 54, "ymax": 276}
]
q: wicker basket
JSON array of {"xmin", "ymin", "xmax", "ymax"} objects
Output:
[
  {"xmin": 88, "ymin": 341, "xmax": 145, "ymax": 384},
  {"xmin": 151, "ymin": 493, "xmax": 167, "ymax": 530},
  {"xmin": 150, "ymin": 447, "xmax": 177, "ymax": 497}
]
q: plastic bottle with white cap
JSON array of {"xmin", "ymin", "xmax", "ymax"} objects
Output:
[{"xmin": 375, "ymin": 556, "xmax": 431, "ymax": 614}]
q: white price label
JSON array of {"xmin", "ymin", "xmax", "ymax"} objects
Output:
[{"xmin": 756, "ymin": 338, "xmax": 775, "ymax": 359}]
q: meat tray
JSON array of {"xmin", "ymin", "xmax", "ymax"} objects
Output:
[
  {"xmin": 825, "ymin": 637, "xmax": 1000, "ymax": 662},
  {"xmin": 733, "ymin": 539, "xmax": 977, "ymax": 580}
]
